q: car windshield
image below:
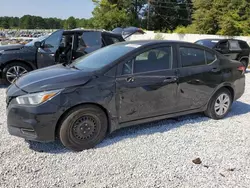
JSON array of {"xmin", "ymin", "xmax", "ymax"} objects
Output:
[
  {"xmin": 71, "ymin": 43, "xmax": 141, "ymax": 70},
  {"xmin": 195, "ymin": 40, "xmax": 218, "ymax": 48},
  {"xmin": 25, "ymin": 35, "xmax": 49, "ymax": 46}
]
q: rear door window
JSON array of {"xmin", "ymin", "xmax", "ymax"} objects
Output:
[
  {"xmin": 217, "ymin": 40, "xmax": 229, "ymax": 50},
  {"xmin": 82, "ymin": 31, "xmax": 102, "ymax": 48},
  {"xmin": 179, "ymin": 47, "xmax": 216, "ymax": 67},
  {"xmin": 179, "ymin": 47, "xmax": 206, "ymax": 67}
]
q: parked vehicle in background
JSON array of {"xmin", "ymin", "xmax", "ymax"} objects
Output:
[
  {"xmin": 195, "ymin": 39, "xmax": 250, "ymax": 69},
  {"xmin": 0, "ymin": 27, "xmax": 144, "ymax": 84},
  {"xmin": 6, "ymin": 40, "xmax": 245, "ymax": 151}
]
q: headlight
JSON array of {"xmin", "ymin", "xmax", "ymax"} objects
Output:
[
  {"xmin": 16, "ymin": 89, "xmax": 61, "ymax": 105},
  {"xmin": 0, "ymin": 50, "xmax": 4, "ymax": 55}
]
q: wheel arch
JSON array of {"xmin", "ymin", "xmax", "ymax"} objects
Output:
[
  {"xmin": 2, "ymin": 59, "xmax": 36, "ymax": 71},
  {"xmin": 54, "ymin": 102, "xmax": 111, "ymax": 139},
  {"xmin": 208, "ymin": 84, "xmax": 235, "ymax": 106},
  {"xmin": 223, "ymin": 85, "xmax": 235, "ymax": 100},
  {"xmin": 239, "ymin": 56, "xmax": 249, "ymax": 65},
  {"xmin": 239, "ymin": 56, "xmax": 249, "ymax": 61},
  {"xmin": 204, "ymin": 84, "xmax": 234, "ymax": 119}
]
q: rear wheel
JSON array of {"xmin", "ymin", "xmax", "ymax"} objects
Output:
[
  {"xmin": 205, "ymin": 88, "xmax": 232, "ymax": 119},
  {"xmin": 59, "ymin": 105, "xmax": 108, "ymax": 151},
  {"xmin": 3, "ymin": 62, "xmax": 32, "ymax": 84}
]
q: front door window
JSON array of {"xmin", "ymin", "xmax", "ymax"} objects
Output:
[
  {"xmin": 43, "ymin": 29, "xmax": 64, "ymax": 53},
  {"xmin": 122, "ymin": 47, "xmax": 172, "ymax": 75}
]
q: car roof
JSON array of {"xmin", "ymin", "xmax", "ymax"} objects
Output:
[
  {"xmin": 197, "ymin": 39, "xmax": 222, "ymax": 41},
  {"xmin": 117, "ymin": 40, "xmax": 195, "ymax": 46},
  {"xmin": 117, "ymin": 40, "xmax": 219, "ymax": 55},
  {"xmin": 196, "ymin": 38, "xmax": 247, "ymax": 43},
  {"xmin": 63, "ymin": 29, "xmax": 122, "ymax": 36}
]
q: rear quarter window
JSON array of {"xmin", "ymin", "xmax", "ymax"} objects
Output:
[
  {"xmin": 205, "ymin": 51, "xmax": 216, "ymax": 64},
  {"xmin": 229, "ymin": 40, "xmax": 241, "ymax": 50},
  {"xmin": 239, "ymin": 41, "xmax": 250, "ymax": 49}
]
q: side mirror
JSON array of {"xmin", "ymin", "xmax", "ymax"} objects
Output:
[{"xmin": 34, "ymin": 41, "xmax": 42, "ymax": 48}]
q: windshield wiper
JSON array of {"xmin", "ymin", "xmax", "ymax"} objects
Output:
[
  {"xmin": 61, "ymin": 62, "xmax": 79, "ymax": 70},
  {"xmin": 70, "ymin": 65, "xmax": 80, "ymax": 70},
  {"xmin": 62, "ymin": 61, "xmax": 69, "ymax": 66}
]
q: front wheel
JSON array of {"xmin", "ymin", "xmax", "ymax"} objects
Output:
[
  {"xmin": 205, "ymin": 88, "xmax": 232, "ymax": 120},
  {"xmin": 59, "ymin": 105, "xmax": 108, "ymax": 151},
  {"xmin": 3, "ymin": 62, "xmax": 32, "ymax": 84}
]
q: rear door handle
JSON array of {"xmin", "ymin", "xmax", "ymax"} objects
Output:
[
  {"xmin": 163, "ymin": 77, "xmax": 178, "ymax": 83},
  {"xmin": 126, "ymin": 77, "xmax": 135, "ymax": 83}
]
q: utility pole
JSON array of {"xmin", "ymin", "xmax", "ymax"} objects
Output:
[{"xmin": 147, "ymin": 0, "xmax": 150, "ymax": 30}]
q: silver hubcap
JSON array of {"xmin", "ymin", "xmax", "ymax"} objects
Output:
[
  {"xmin": 214, "ymin": 93, "xmax": 230, "ymax": 116},
  {"xmin": 6, "ymin": 66, "xmax": 28, "ymax": 83}
]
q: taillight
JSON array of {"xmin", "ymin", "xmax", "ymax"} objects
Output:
[{"xmin": 238, "ymin": 65, "xmax": 245, "ymax": 74}]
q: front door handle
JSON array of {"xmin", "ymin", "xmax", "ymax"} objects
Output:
[
  {"xmin": 126, "ymin": 77, "xmax": 135, "ymax": 83},
  {"xmin": 211, "ymin": 67, "xmax": 221, "ymax": 73},
  {"xmin": 163, "ymin": 77, "xmax": 177, "ymax": 83}
]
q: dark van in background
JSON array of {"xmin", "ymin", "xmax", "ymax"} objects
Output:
[
  {"xmin": 195, "ymin": 39, "xmax": 250, "ymax": 69},
  {"xmin": 0, "ymin": 27, "xmax": 144, "ymax": 84}
]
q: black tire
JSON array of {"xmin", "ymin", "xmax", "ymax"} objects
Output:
[
  {"xmin": 59, "ymin": 105, "xmax": 108, "ymax": 151},
  {"xmin": 204, "ymin": 88, "xmax": 232, "ymax": 120},
  {"xmin": 3, "ymin": 62, "xmax": 32, "ymax": 84},
  {"xmin": 240, "ymin": 59, "xmax": 248, "ymax": 70}
]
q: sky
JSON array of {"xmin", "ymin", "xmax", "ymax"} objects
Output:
[{"xmin": 0, "ymin": 0, "xmax": 95, "ymax": 19}]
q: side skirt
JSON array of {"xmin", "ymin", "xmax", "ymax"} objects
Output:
[{"xmin": 116, "ymin": 106, "xmax": 206, "ymax": 131}]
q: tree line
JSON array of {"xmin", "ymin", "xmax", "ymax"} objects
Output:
[
  {"xmin": 0, "ymin": 15, "xmax": 94, "ymax": 30},
  {"xmin": 0, "ymin": 0, "xmax": 249, "ymax": 36}
]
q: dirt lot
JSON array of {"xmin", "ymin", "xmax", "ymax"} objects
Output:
[{"xmin": 0, "ymin": 74, "xmax": 250, "ymax": 188}]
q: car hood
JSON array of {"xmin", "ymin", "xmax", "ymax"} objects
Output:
[
  {"xmin": 0, "ymin": 44, "xmax": 24, "ymax": 51},
  {"xmin": 14, "ymin": 64, "xmax": 94, "ymax": 93}
]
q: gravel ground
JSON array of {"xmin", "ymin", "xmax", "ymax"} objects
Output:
[{"xmin": 1, "ymin": 74, "xmax": 250, "ymax": 188}]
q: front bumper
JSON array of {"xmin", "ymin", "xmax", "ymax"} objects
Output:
[{"xmin": 7, "ymin": 98, "xmax": 62, "ymax": 142}]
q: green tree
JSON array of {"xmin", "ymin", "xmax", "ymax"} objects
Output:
[
  {"xmin": 20, "ymin": 15, "xmax": 34, "ymax": 29},
  {"xmin": 191, "ymin": 0, "xmax": 250, "ymax": 36},
  {"xmin": 92, "ymin": 0, "xmax": 131, "ymax": 30},
  {"xmin": 0, "ymin": 16, "xmax": 63, "ymax": 29},
  {"xmin": 7, "ymin": 17, "xmax": 20, "ymax": 28},
  {"xmin": 1, "ymin": 17, "xmax": 10, "ymax": 29},
  {"xmin": 32, "ymin": 16, "xmax": 46, "ymax": 29},
  {"xmin": 64, "ymin": 16, "xmax": 77, "ymax": 29},
  {"xmin": 108, "ymin": 0, "xmax": 146, "ymax": 21},
  {"xmin": 148, "ymin": 0, "xmax": 192, "ymax": 32}
]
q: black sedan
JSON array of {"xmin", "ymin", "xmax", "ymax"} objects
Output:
[{"xmin": 6, "ymin": 40, "xmax": 245, "ymax": 151}]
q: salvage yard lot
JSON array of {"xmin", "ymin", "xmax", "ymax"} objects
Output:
[{"xmin": 1, "ymin": 74, "xmax": 250, "ymax": 188}]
